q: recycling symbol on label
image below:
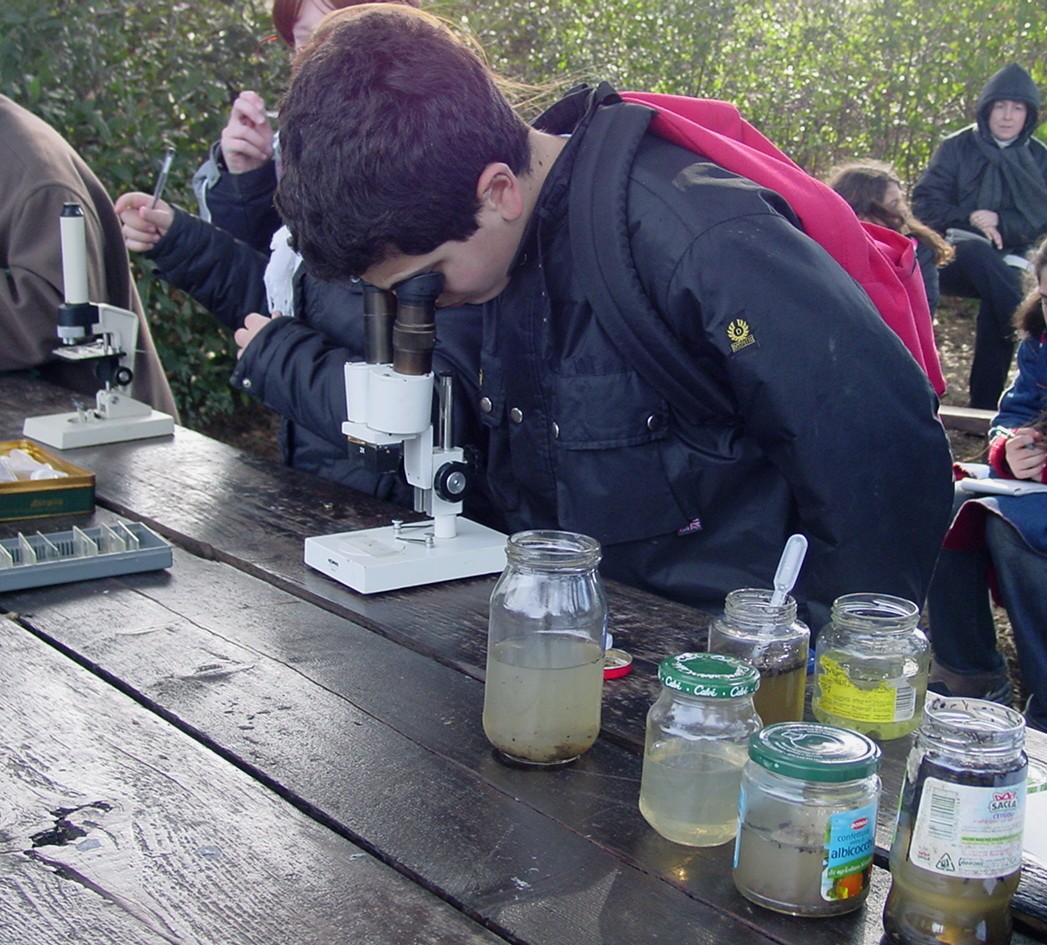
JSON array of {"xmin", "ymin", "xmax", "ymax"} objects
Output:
[{"xmin": 936, "ymin": 853, "xmax": 956, "ymax": 872}]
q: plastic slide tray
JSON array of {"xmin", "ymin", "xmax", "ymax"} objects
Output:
[{"xmin": 0, "ymin": 521, "xmax": 172, "ymax": 592}]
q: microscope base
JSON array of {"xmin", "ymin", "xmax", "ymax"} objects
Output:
[
  {"xmin": 23, "ymin": 410, "xmax": 175, "ymax": 450},
  {"xmin": 305, "ymin": 518, "xmax": 507, "ymax": 594}
]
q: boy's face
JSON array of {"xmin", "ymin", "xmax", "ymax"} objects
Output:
[{"xmin": 363, "ymin": 211, "xmax": 520, "ymax": 307}]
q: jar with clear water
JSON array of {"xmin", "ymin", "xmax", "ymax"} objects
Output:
[
  {"xmin": 883, "ymin": 696, "xmax": 1027, "ymax": 945},
  {"xmin": 482, "ymin": 530, "xmax": 607, "ymax": 766},
  {"xmin": 639, "ymin": 652, "xmax": 762, "ymax": 846},
  {"xmin": 708, "ymin": 588, "xmax": 810, "ymax": 724},
  {"xmin": 812, "ymin": 593, "xmax": 929, "ymax": 740}
]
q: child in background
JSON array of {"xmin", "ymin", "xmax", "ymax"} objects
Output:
[
  {"xmin": 927, "ymin": 237, "xmax": 1047, "ymax": 728},
  {"xmin": 827, "ymin": 160, "xmax": 954, "ymax": 314}
]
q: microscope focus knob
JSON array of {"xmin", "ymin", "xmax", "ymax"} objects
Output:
[{"xmin": 434, "ymin": 461, "xmax": 470, "ymax": 502}]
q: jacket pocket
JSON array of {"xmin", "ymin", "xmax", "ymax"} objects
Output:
[{"xmin": 553, "ymin": 371, "xmax": 693, "ymax": 545}]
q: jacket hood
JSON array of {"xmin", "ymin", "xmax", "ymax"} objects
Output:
[{"xmin": 976, "ymin": 63, "xmax": 1041, "ymax": 141}]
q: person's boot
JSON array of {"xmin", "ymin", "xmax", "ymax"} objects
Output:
[{"xmin": 928, "ymin": 660, "xmax": 1014, "ymax": 705}]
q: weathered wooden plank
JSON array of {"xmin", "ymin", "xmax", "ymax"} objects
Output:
[
  {"xmin": 0, "ymin": 620, "xmax": 506, "ymax": 945},
  {"xmin": 0, "ymin": 373, "xmax": 713, "ymax": 749},
  {"xmin": 1, "ymin": 551, "xmax": 891, "ymax": 945},
  {"xmin": 939, "ymin": 404, "xmax": 994, "ymax": 435}
]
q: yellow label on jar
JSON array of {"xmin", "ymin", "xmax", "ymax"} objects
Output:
[{"xmin": 817, "ymin": 654, "xmax": 913, "ymax": 723}]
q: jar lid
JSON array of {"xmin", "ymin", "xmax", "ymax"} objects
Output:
[
  {"xmin": 748, "ymin": 722, "xmax": 881, "ymax": 782},
  {"xmin": 658, "ymin": 652, "xmax": 760, "ymax": 697},
  {"xmin": 603, "ymin": 647, "xmax": 634, "ymax": 680}
]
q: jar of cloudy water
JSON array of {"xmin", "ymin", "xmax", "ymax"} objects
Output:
[
  {"xmin": 483, "ymin": 530, "xmax": 607, "ymax": 767},
  {"xmin": 734, "ymin": 722, "xmax": 881, "ymax": 916},
  {"xmin": 639, "ymin": 653, "xmax": 762, "ymax": 846}
]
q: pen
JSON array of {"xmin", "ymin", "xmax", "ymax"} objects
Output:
[{"xmin": 150, "ymin": 147, "xmax": 176, "ymax": 209}]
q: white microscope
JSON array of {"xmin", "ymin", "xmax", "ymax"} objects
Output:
[
  {"xmin": 22, "ymin": 203, "xmax": 175, "ymax": 449},
  {"xmin": 304, "ymin": 273, "xmax": 506, "ymax": 593}
]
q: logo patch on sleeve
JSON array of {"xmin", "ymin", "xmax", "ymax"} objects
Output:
[{"xmin": 727, "ymin": 318, "xmax": 756, "ymax": 353}]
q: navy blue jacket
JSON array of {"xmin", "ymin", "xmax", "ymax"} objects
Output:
[{"xmin": 473, "ymin": 86, "xmax": 954, "ymax": 627}]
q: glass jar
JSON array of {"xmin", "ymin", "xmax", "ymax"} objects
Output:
[
  {"xmin": 482, "ymin": 530, "xmax": 607, "ymax": 766},
  {"xmin": 812, "ymin": 593, "xmax": 929, "ymax": 740},
  {"xmin": 639, "ymin": 652, "xmax": 762, "ymax": 846},
  {"xmin": 883, "ymin": 697, "xmax": 1027, "ymax": 945},
  {"xmin": 708, "ymin": 588, "xmax": 810, "ymax": 724},
  {"xmin": 733, "ymin": 722, "xmax": 881, "ymax": 916}
]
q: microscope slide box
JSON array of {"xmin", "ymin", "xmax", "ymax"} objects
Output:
[
  {"xmin": 0, "ymin": 521, "xmax": 172, "ymax": 592},
  {"xmin": 0, "ymin": 440, "xmax": 95, "ymax": 521}
]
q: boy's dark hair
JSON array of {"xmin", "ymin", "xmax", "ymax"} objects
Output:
[
  {"xmin": 275, "ymin": 4, "xmax": 531, "ymax": 281},
  {"xmin": 1014, "ymin": 237, "xmax": 1047, "ymax": 335}
]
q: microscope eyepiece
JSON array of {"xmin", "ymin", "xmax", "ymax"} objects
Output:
[
  {"xmin": 391, "ymin": 272, "xmax": 443, "ymax": 376},
  {"xmin": 361, "ymin": 282, "xmax": 397, "ymax": 365},
  {"xmin": 393, "ymin": 271, "xmax": 444, "ymax": 306}
]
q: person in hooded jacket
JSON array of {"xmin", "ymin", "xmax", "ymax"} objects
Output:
[
  {"xmin": 274, "ymin": 5, "xmax": 955, "ymax": 629},
  {"xmin": 912, "ymin": 63, "xmax": 1047, "ymax": 409}
]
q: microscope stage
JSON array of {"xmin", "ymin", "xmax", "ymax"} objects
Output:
[
  {"xmin": 305, "ymin": 518, "xmax": 507, "ymax": 594},
  {"xmin": 23, "ymin": 409, "xmax": 175, "ymax": 449}
]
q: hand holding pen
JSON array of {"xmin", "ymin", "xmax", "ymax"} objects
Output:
[{"xmin": 151, "ymin": 146, "xmax": 175, "ymax": 209}]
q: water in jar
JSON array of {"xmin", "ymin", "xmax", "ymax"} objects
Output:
[
  {"xmin": 483, "ymin": 633, "xmax": 603, "ymax": 765},
  {"xmin": 639, "ymin": 738, "xmax": 748, "ymax": 846},
  {"xmin": 814, "ymin": 647, "xmax": 927, "ymax": 740},
  {"xmin": 754, "ymin": 660, "xmax": 807, "ymax": 725}
]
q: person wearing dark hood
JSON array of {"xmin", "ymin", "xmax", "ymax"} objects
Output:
[{"xmin": 913, "ymin": 63, "xmax": 1047, "ymax": 409}]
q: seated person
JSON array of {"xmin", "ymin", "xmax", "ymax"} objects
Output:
[
  {"xmin": 827, "ymin": 159, "xmax": 954, "ymax": 314},
  {"xmin": 927, "ymin": 237, "xmax": 1047, "ymax": 728},
  {"xmin": 0, "ymin": 95, "xmax": 177, "ymax": 418},
  {"xmin": 273, "ymin": 5, "xmax": 955, "ymax": 627},
  {"xmin": 912, "ymin": 63, "xmax": 1047, "ymax": 409}
]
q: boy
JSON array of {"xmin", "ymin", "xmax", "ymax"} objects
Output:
[{"xmin": 276, "ymin": 5, "xmax": 953, "ymax": 626}]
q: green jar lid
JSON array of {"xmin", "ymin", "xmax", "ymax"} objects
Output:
[
  {"xmin": 658, "ymin": 652, "xmax": 760, "ymax": 698},
  {"xmin": 748, "ymin": 722, "xmax": 881, "ymax": 782}
]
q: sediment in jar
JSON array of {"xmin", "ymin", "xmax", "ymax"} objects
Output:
[
  {"xmin": 482, "ymin": 635, "xmax": 603, "ymax": 764},
  {"xmin": 734, "ymin": 820, "xmax": 827, "ymax": 913}
]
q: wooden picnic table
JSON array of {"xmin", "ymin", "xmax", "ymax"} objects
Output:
[{"xmin": 1, "ymin": 371, "xmax": 1044, "ymax": 945}]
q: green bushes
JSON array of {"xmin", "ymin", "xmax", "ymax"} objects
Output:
[
  {"xmin": 2, "ymin": 0, "xmax": 1046, "ymax": 424},
  {"xmin": 0, "ymin": 0, "xmax": 286, "ymax": 424}
]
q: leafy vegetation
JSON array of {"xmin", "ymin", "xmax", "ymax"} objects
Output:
[{"xmin": 2, "ymin": 0, "xmax": 1046, "ymax": 424}]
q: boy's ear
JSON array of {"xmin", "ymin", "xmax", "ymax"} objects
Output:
[{"xmin": 477, "ymin": 163, "xmax": 523, "ymax": 222}]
